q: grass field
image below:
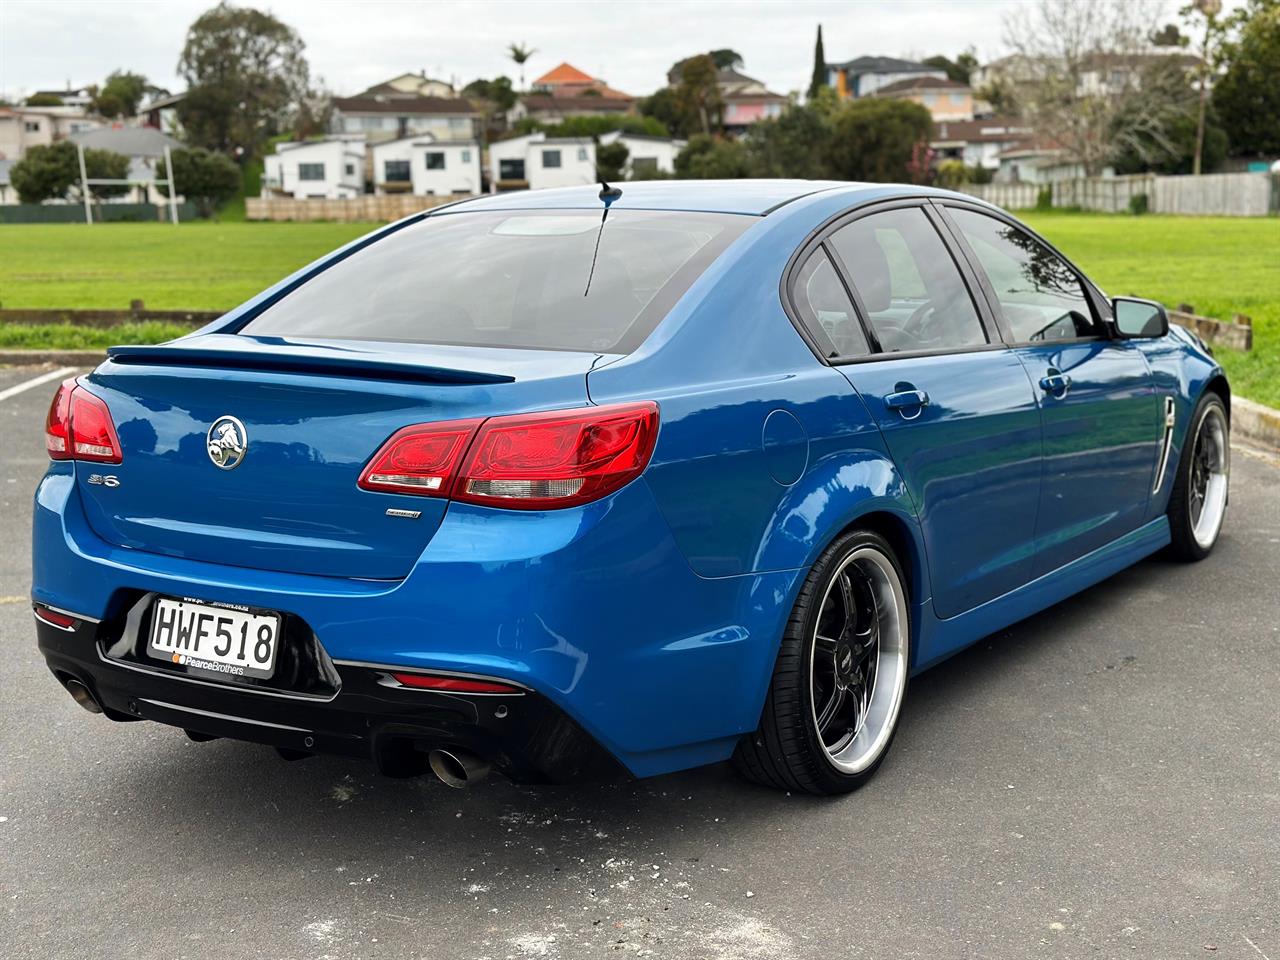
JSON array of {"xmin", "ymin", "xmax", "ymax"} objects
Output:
[{"xmin": 0, "ymin": 215, "xmax": 1276, "ymax": 406}]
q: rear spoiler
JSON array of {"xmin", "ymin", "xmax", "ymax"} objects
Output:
[{"xmin": 106, "ymin": 339, "xmax": 516, "ymax": 386}]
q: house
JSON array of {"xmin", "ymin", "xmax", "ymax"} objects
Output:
[
  {"xmin": 598, "ymin": 131, "xmax": 685, "ymax": 177},
  {"xmin": 488, "ymin": 132, "xmax": 596, "ymax": 192},
  {"xmin": 0, "ymin": 159, "xmax": 13, "ymax": 204},
  {"xmin": 29, "ymin": 85, "xmax": 95, "ymax": 109},
  {"xmin": 263, "ymin": 137, "xmax": 366, "ymax": 199},
  {"xmin": 973, "ymin": 50, "xmax": 1202, "ymax": 100},
  {"xmin": 370, "ymin": 136, "xmax": 481, "ymax": 196},
  {"xmin": 931, "ymin": 118, "xmax": 1034, "ymax": 172},
  {"xmin": 873, "ymin": 76, "xmax": 974, "ymax": 122},
  {"xmin": 510, "ymin": 62, "xmax": 635, "ymax": 124},
  {"xmin": 826, "ymin": 56, "xmax": 947, "ymax": 99},
  {"xmin": 993, "ymin": 142, "xmax": 1101, "ymax": 184},
  {"xmin": 716, "ymin": 67, "xmax": 788, "ymax": 135},
  {"xmin": 0, "ymin": 106, "xmax": 101, "ymax": 161},
  {"xmin": 68, "ymin": 126, "xmax": 186, "ymax": 204},
  {"xmin": 140, "ymin": 92, "xmax": 186, "ymax": 136},
  {"xmin": 332, "ymin": 75, "xmax": 478, "ymax": 143}
]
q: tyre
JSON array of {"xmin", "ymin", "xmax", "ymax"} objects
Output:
[
  {"xmin": 734, "ymin": 529, "xmax": 910, "ymax": 796},
  {"xmin": 1166, "ymin": 392, "xmax": 1229, "ymax": 562}
]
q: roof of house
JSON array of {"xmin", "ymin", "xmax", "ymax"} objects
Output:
[
  {"xmin": 534, "ymin": 62, "xmax": 597, "ymax": 87},
  {"xmin": 143, "ymin": 91, "xmax": 187, "ymax": 111},
  {"xmin": 332, "ymin": 95, "xmax": 477, "ymax": 115},
  {"xmin": 274, "ymin": 136, "xmax": 367, "ymax": 158},
  {"xmin": 520, "ymin": 94, "xmax": 633, "ymax": 113},
  {"xmin": 875, "ymin": 76, "xmax": 970, "ymax": 95},
  {"xmin": 371, "ymin": 135, "xmax": 479, "ymax": 150},
  {"xmin": 829, "ymin": 55, "xmax": 939, "ymax": 75},
  {"xmin": 931, "ymin": 118, "xmax": 1033, "ymax": 143},
  {"xmin": 68, "ymin": 125, "xmax": 184, "ymax": 158}
]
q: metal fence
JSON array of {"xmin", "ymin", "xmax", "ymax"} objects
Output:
[
  {"xmin": 0, "ymin": 202, "xmax": 195, "ymax": 224},
  {"xmin": 960, "ymin": 172, "xmax": 1278, "ymax": 216}
]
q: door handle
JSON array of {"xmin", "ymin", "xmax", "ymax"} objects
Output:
[
  {"xmin": 1038, "ymin": 371, "xmax": 1072, "ymax": 397},
  {"xmin": 884, "ymin": 389, "xmax": 929, "ymax": 416}
]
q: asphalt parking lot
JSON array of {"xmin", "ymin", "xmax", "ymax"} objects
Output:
[{"xmin": 1, "ymin": 363, "xmax": 1276, "ymax": 960}]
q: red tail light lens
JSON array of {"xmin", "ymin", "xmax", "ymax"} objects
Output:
[
  {"xmin": 45, "ymin": 379, "xmax": 123, "ymax": 464},
  {"xmin": 456, "ymin": 402, "xmax": 659, "ymax": 509},
  {"xmin": 358, "ymin": 402, "xmax": 659, "ymax": 510},
  {"xmin": 390, "ymin": 672, "xmax": 521, "ymax": 694},
  {"xmin": 45, "ymin": 379, "xmax": 75, "ymax": 460},
  {"xmin": 357, "ymin": 419, "xmax": 482, "ymax": 497}
]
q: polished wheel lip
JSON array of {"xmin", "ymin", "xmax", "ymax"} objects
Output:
[
  {"xmin": 1189, "ymin": 404, "xmax": 1229, "ymax": 549},
  {"xmin": 808, "ymin": 545, "xmax": 908, "ymax": 776}
]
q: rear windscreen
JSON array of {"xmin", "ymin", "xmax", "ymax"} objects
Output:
[{"xmin": 239, "ymin": 209, "xmax": 751, "ymax": 354}]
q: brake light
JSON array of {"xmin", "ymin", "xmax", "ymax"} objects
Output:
[
  {"xmin": 390, "ymin": 672, "xmax": 521, "ymax": 694},
  {"xmin": 45, "ymin": 379, "xmax": 74, "ymax": 459},
  {"xmin": 357, "ymin": 419, "xmax": 482, "ymax": 497},
  {"xmin": 45, "ymin": 379, "xmax": 123, "ymax": 464},
  {"xmin": 359, "ymin": 402, "xmax": 659, "ymax": 510},
  {"xmin": 34, "ymin": 605, "xmax": 77, "ymax": 629},
  {"xmin": 457, "ymin": 402, "xmax": 659, "ymax": 509}
]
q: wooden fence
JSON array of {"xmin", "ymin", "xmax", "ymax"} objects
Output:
[
  {"xmin": 960, "ymin": 171, "xmax": 1278, "ymax": 217},
  {"xmin": 246, "ymin": 194, "xmax": 464, "ymax": 222}
]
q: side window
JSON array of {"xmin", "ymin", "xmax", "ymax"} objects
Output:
[
  {"xmin": 828, "ymin": 207, "xmax": 987, "ymax": 354},
  {"xmin": 948, "ymin": 208, "xmax": 1100, "ymax": 342},
  {"xmin": 791, "ymin": 248, "xmax": 870, "ymax": 359}
]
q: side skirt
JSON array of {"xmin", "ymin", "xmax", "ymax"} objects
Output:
[{"xmin": 913, "ymin": 516, "xmax": 1172, "ymax": 672}]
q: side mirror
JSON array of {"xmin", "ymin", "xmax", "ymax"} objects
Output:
[{"xmin": 1112, "ymin": 297, "xmax": 1169, "ymax": 339}]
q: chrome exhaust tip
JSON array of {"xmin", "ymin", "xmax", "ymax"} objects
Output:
[
  {"xmin": 63, "ymin": 678, "xmax": 102, "ymax": 714},
  {"xmin": 428, "ymin": 748, "xmax": 490, "ymax": 789}
]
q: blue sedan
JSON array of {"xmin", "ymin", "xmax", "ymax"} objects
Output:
[{"xmin": 32, "ymin": 180, "xmax": 1230, "ymax": 795}]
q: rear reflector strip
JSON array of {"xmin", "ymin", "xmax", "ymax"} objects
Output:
[
  {"xmin": 34, "ymin": 605, "xmax": 77, "ymax": 630},
  {"xmin": 390, "ymin": 672, "xmax": 521, "ymax": 694}
]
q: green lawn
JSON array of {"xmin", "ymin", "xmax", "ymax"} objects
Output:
[
  {"xmin": 0, "ymin": 221, "xmax": 369, "ymax": 311},
  {"xmin": 0, "ymin": 214, "xmax": 1276, "ymax": 406}
]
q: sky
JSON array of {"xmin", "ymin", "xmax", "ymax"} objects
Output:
[{"xmin": 1, "ymin": 0, "xmax": 1196, "ymax": 102}]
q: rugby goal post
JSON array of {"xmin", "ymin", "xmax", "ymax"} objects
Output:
[{"xmin": 77, "ymin": 142, "xmax": 180, "ymax": 226}]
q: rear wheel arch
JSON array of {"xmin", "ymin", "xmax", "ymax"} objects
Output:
[{"xmin": 1202, "ymin": 374, "xmax": 1230, "ymax": 422}]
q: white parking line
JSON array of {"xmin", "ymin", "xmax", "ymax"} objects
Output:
[{"xmin": 0, "ymin": 367, "xmax": 77, "ymax": 404}]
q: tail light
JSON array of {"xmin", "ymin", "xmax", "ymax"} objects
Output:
[
  {"xmin": 359, "ymin": 402, "xmax": 659, "ymax": 510},
  {"xmin": 45, "ymin": 379, "xmax": 123, "ymax": 464}
]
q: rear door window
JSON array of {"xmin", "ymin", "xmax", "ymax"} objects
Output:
[
  {"xmin": 240, "ymin": 210, "xmax": 750, "ymax": 354},
  {"xmin": 827, "ymin": 207, "xmax": 988, "ymax": 354},
  {"xmin": 791, "ymin": 248, "xmax": 869, "ymax": 359}
]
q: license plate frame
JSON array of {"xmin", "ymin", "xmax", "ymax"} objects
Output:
[{"xmin": 146, "ymin": 596, "xmax": 282, "ymax": 680}]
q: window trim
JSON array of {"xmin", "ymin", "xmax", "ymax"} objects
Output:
[
  {"xmin": 930, "ymin": 199, "xmax": 1116, "ymax": 347},
  {"xmin": 781, "ymin": 196, "xmax": 1000, "ymax": 365}
]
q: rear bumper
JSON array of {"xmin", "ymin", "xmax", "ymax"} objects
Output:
[
  {"xmin": 32, "ymin": 466, "xmax": 806, "ymax": 778},
  {"xmin": 36, "ymin": 613, "xmax": 626, "ymax": 783}
]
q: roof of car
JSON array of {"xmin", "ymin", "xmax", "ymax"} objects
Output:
[{"xmin": 439, "ymin": 179, "xmax": 875, "ymax": 216}]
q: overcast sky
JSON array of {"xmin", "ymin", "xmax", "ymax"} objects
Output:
[{"xmin": 2, "ymin": 0, "xmax": 1189, "ymax": 102}]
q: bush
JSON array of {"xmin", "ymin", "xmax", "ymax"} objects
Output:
[
  {"xmin": 935, "ymin": 159, "xmax": 969, "ymax": 188},
  {"xmin": 1036, "ymin": 186, "xmax": 1054, "ymax": 211},
  {"xmin": 157, "ymin": 147, "xmax": 241, "ymax": 218},
  {"xmin": 826, "ymin": 99, "xmax": 933, "ymax": 182},
  {"xmin": 9, "ymin": 142, "xmax": 130, "ymax": 204},
  {"xmin": 1128, "ymin": 192, "xmax": 1149, "ymax": 215}
]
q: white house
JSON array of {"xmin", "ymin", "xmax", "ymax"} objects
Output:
[
  {"xmin": 598, "ymin": 132, "xmax": 686, "ymax": 178},
  {"xmin": 488, "ymin": 132, "xmax": 597, "ymax": 192},
  {"xmin": 264, "ymin": 137, "xmax": 365, "ymax": 199},
  {"xmin": 370, "ymin": 136, "xmax": 481, "ymax": 196}
]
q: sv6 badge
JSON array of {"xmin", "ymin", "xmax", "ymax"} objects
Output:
[{"xmin": 87, "ymin": 474, "xmax": 120, "ymax": 488}]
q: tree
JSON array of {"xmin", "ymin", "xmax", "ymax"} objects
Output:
[
  {"xmin": 24, "ymin": 93, "xmax": 63, "ymax": 107},
  {"xmin": 1111, "ymin": 55, "xmax": 1227, "ymax": 173},
  {"xmin": 674, "ymin": 135, "xmax": 751, "ymax": 178},
  {"xmin": 176, "ymin": 2, "xmax": 310, "ymax": 161},
  {"xmin": 1213, "ymin": 0, "xmax": 1280, "ymax": 156},
  {"xmin": 923, "ymin": 51, "xmax": 979, "ymax": 84},
  {"xmin": 809, "ymin": 26, "xmax": 827, "ymax": 100},
  {"xmin": 9, "ymin": 142, "xmax": 128, "ymax": 204},
  {"xmin": 157, "ymin": 147, "xmax": 241, "ymax": 217},
  {"xmin": 638, "ymin": 87, "xmax": 684, "ymax": 134},
  {"xmin": 1184, "ymin": 0, "xmax": 1228, "ymax": 174},
  {"xmin": 1001, "ymin": 0, "xmax": 1183, "ymax": 175},
  {"xmin": 674, "ymin": 54, "xmax": 723, "ymax": 136},
  {"xmin": 827, "ymin": 99, "xmax": 933, "ymax": 182},
  {"xmin": 93, "ymin": 70, "xmax": 151, "ymax": 118},
  {"xmin": 508, "ymin": 42, "xmax": 536, "ymax": 91},
  {"xmin": 708, "ymin": 49, "xmax": 744, "ymax": 70},
  {"xmin": 596, "ymin": 140, "xmax": 629, "ymax": 181},
  {"xmin": 749, "ymin": 101, "xmax": 833, "ymax": 179}
]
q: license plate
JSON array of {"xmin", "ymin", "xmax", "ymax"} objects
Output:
[{"xmin": 147, "ymin": 597, "xmax": 281, "ymax": 680}]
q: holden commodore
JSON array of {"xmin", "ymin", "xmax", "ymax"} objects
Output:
[{"xmin": 32, "ymin": 181, "xmax": 1230, "ymax": 795}]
